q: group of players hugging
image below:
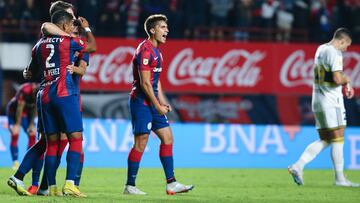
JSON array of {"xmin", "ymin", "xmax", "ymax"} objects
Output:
[{"xmin": 6, "ymin": 0, "xmax": 193, "ymax": 197}]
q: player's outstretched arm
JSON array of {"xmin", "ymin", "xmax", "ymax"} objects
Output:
[
  {"xmin": 140, "ymin": 70, "xmax": 168, "ymax": 115},
  {"xmin": 78, "ymin": 16, "xmax": 97, "ymax": 53},
  {"xmin": 41, "ymin": 22, "xmax": 70, "ymax": 36}
]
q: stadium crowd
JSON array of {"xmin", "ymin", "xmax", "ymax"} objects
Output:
[{"xmin": 0, "ymin": 0, "xmax": 359, "ymax": 43}]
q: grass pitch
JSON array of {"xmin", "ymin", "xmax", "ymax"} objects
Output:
[{"xmin": 0, "ymin": 168, "xmax": 359, "ymax": 203}]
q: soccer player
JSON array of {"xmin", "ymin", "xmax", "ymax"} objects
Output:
[
  {"xmin": 288, "ymin": 28, "xmax": 359, "ymax": 187},
  {"xmin": 124, "ymin": 14, "xmax": 194, "ymax": 195},
  {"xmin": 8, "ymin": 10, "xmax": 86, "ymax": 197},
  {"xmin": 12, "ymin": 1, "xmax": 95, "ymax": 196},
  {"xmin": 6, "ymin": 82, "xmax": 39, "ymax": 170}
]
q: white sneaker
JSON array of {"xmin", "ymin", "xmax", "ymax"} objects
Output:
[
  {"xmin": 7, "ymin": 176, "xmax": 32, "ymax": 196},
  {"xmin": 288, "ymin": 165, "xmax": 304, "ymax": 186},
  {"xmin": 123, "ymin": 185, "xmax": 146, "ymax": 195},
  {"xmin": 166, "ymin": 181, "xmax": 194, "ymax": 195},
  {"xmin": 335, "ymin": 179, "xmax": 360, "ymax": 187},
  {"xmin": 37, "ymin": 188, "xmax": 49, "ymax": 196}
]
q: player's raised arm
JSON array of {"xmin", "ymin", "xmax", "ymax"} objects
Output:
[{"xmin": 77, "ymin": 17, "xmax": 97, "ymax": 53}]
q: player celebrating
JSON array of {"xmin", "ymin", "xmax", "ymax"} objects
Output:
[
  {"xmin": 289, "ymin": 28, "xmax": 359, "ymax": 187},
  {"xmin": 8, "ymin": 10, "xmax": 86, "ymax": 197},
  {"xmin": 9, "ymin": 1, "xmax": 95, "ymax": 196},
  {"xmin": 124, "ymin": 14, "xmax": 194, "ymax": 195},
  {"xmin": 6, "ymin": 82, "xmax": 38, "ymax": 170}
]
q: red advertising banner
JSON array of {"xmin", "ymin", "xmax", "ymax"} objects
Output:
[{"xmin": 81, "ymin": 38, "xmax": 360, "ymax": 95}]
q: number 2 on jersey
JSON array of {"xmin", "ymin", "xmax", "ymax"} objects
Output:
[{"xmin": 46, "ymin": 44, "xmax": 55, "ymax": 68}]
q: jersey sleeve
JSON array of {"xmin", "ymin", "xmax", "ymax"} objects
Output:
[
  {"xmin": 328, "ymin": 49, "xmax": 343, "ymax": 72},
  {"xmin": 137, "ymin": 48, "xmax": 152, "ymax": 71},
  {"xmin": 79, "ymin": 52, "xmax": 90, "ymax": 65},
  {"xmin": 70, "ymin": 37, "xmax": 87, "ymax": 52}
]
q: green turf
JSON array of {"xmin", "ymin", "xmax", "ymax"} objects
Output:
[{"xmin": 0, "ymin": 168, "xmax": 359, "ymax": 203}]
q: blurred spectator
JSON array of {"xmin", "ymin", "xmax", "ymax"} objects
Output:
[
  {"xmin": 275, "ymin": 1, "xmax": 293, "ymax": 42},
  {"xmin": 0, "ymin": 0, "xmax": 358, "ymax": 43},
  {"xmin": 182, "ymin": 0, "xmax": 208, "ymax": 39},
  {"xmin": 124, "ymin": 0, "xmax": 140, "ymax": 38},
  {"xmin": 260, "ymin": 0, "xmax": 280, "ymax": 40},
  {"xmin": 20, "ymin": 0, "xmax": 40, "ymax": 42},
  {"xmin": 78, "ymin": 0, "xmax": 98, "ymax": 32},
  {"xmin": 310, "ymin": 0, "xmax": 331, "ymax": 42},
  {"xmin": 232, "ymin": 0, "xmax": 253, "ymax": 41},
  {"xmin": 293, "ymin": 0, "xmax": 310, "ymax": 30},
  {"xmin": 165, "ymin": 0, "xmax": 183, "ymax": 39},
  {"xmin": 97, "ymin": 0, "xmax": 124, "ymax": 36},
  {"xmin": 208, "ymin": 0, "xmax": 234, "ymax": 40},
  {"xmin": 1, "ymin": 0, "xmax": 22, "ymax": 41}
]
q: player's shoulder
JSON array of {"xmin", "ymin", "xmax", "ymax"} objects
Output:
[{"xmin": 20, "ymin": 83, "xmax": 32, "ymax": 95}]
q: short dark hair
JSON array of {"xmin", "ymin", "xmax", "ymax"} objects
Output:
[
  {"xmin": 333, "ymin": 28, "xmax": 352, "ymax": 40},
  {"xmin": 144, "ymin": 14, "xmax": 167, "ymax": 36},
  {"xmin": 51, "ymin": 10, "xmax": 73, "ymax": 25},
  {"xmin": 49, "ymin": 1, "xmax": 74, "ymax": 17}
]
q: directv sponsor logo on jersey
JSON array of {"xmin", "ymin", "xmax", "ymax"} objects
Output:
[{"xmin": 40, "ymin": 37, "xmax": 64, "ymax": 44}]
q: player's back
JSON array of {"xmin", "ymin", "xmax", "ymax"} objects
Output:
[
  {"xmin": 32, "ymin": 35, "xmax": 85, "ymax": 100},
  {"xmin": 312, "ymin": 43, "xmax": 343, "ymax": 109}
]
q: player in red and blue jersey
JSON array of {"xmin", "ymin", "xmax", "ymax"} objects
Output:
[
  {"xmin": 10, "ymin": 4, "xmax": 95, "ymax": 197},
  {"xmin": 6, "ymin": 82, "xmax": 38, "ymax": 170},
  {"xmin": 124, "ymin": 14, "xmax": 194, "ymax": 195},
  {"xmin": 7, "ymin": 10, "xmax": 85, "ymax": 197}
]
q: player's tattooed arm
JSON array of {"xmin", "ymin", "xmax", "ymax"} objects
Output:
[
  {"xmin": 66, "ymin": 60, "xmax": 87, "ymax": 76},
  {"xmin": 158, "ymin": 80, "xmax": 172, "ymax": 112},
  {"xmin": 41, "ymin": 22, "xmax": 70, "ymax": 37},
  {"xmin": 77, "ymin": 16, "xmax": 97, "ymax": 53},
  {"xmin": 140, "ymin": 70, "xmax": 168, "ymax": 115}
]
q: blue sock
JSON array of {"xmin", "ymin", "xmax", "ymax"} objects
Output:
[
  {"xmin": 126, "ymin": 148, "xmax": 143, "ymax": 186},
  {"xmin": 10, "ymin": 134, "xmax": 19, "ymax": 161},
  {"xmin": 66, "ymin": 138, "xmax": 82, "ymax": 181},
  {"xmin": 31, "ymin": 155, "xmax": 44, "ymax": 186},
  {"xmin": 75, "ymin": 153, "xmax": 84, "ymax": 186},
  {"xmin": 160, "ymin": 144, "xmax": 175, "ymax": 182},
  {"xmin": 45, "ymin": 140, "xmax": 59, "ymax": 186},
  {"xmin": 17, "ymin": 139, "xmax": 46, "ymax": 176}
]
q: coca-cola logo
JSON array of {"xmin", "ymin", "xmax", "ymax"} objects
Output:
[
  {"xmin": 168, "ymin": 48, "xmax": 264, "ymax": 87},
  {"xmin": 83, "ymin": 47, "xmax": 134, "ymax": 84},
  {"xmin": 281, "ymin": 50, "xmax": 360, "ymax": 88},
  {"xmin": 280, "ymin": 50, "xmax": 314, "ymax": 87},
  {"xmin": 343, "ymin": 52, "xmax": 360, "ymax": 88}
]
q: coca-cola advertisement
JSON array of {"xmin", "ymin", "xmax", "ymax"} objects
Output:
[{"xmin": 82, "ymin": 38, "xmax": 360, "ymax": 95}]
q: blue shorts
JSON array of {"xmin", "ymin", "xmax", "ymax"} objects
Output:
[
  {"xmin": 38, "ymin": 93, "xmax": 83, "ymax": 135},
  {"xmin": 7, "ymin": 114, "xmax": 30, "ymax": 132},
  {"xmin": 129, "ymin": 96, "xmax": 169, "ymax": 135}
]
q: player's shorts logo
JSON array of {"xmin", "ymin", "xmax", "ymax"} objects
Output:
[
  {"xmin": 143, "ymin": 58, "xmax": 149, "ymax": 65},
  {"xmin": 147, "ymin": 122, "xmax": 152, "ymax": 130}
]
